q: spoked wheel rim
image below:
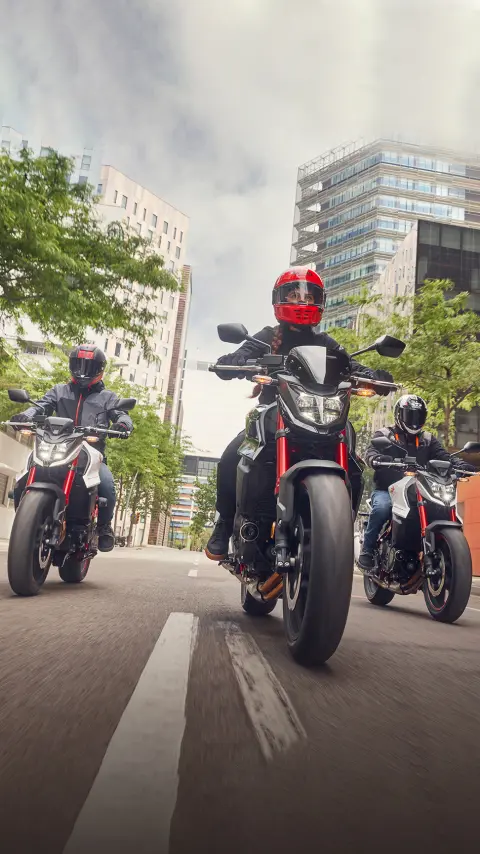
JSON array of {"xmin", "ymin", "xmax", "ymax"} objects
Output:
[
  {"xmin": 34, "ymin": 517, "xmax": 53, "ymax": 582},
  {"xmin": 364, "ymin": 571, "xmax": 380, "ymax": 600},
  {"xmin": 284, "ymin": 504, "xmax": 312, "ymax": 642},
  {"xmin": 425, "ymin": 535, "xmax": 452, "ymax": 612}
]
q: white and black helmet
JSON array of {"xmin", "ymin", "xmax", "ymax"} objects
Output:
[{"xmin": 394, "ymin": 394, "xmax": 427, "ymax": 435}]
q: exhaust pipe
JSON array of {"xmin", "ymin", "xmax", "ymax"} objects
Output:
[{"xmin": 240, "ymin": 522, "xmax": 259, "ymax": 542}]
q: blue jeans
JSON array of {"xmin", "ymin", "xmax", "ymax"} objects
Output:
[
  {"xmin": 15, "ymin": 462, "xmax": 116, "ymax": 526},
  {"xmin": 363, "ymin": 490, "xmax": 392, "ymax": 553}
]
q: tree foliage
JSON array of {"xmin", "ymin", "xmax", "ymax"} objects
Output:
[
  {"xmin": 0, "ymin": 147, "xmax": 177, "ymax": 355},
  {"xmin": 334, "ymin": 279, "xmax": 480, "ymax": 445},
  {"xmin": 190, "ymin": 469, "xmax": 217, "ymax": 539}
]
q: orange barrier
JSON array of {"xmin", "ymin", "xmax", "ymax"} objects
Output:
[{"xmin": 457, "ymin": 478, "xmax": 480, "ymax": 576}]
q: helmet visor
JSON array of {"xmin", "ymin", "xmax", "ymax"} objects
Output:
[
  {"xmin": 273, "ymin": 281, "xmax": 325, "ymax": 310},
  {"xmin": 70, "ymin": 355, "xmax": 103, "ymax": 380},
  {"xmin": 401, "ymin": 403, "xmax": 426, "ymax": 432}
]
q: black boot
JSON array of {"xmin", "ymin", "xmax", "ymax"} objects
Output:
[
  {"xmin": 357, "ymin": 550, "xmax": 374, "ymax": 571},
  {"xmin": 205, "ymin": 518, "xmax": 232, "ymax": 561},
  {"xmin": 98, "ymin": 523, "xmax": 115, "ymax": 552}
]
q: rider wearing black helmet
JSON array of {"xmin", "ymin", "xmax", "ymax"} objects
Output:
[
  {"xmin": 10, "ymin": 344, "xmax": 132, "ymax": 552},
  {"xmin": 358, "ymin": 394, "xmax": 474, "ymax": 570}
]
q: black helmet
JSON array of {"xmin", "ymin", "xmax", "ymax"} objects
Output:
[
  {"xmin": 394, "ymin": 394, "xmax": 427, "ymax": 435},
  {"xmin": 69, "ymin": 344, "xmax": 106, "ymax": 388}
]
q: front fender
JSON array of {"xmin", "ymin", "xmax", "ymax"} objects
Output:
[
  {"xmin": 277, "ymin": 460, "xmax": 348, "ymax": 528},
  {"xmin": 425, "ymin": 519, "xmax": 463, "ymax": 554}
]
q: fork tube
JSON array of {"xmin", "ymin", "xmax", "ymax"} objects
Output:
[
  {"xmin": 62, "ymin": 455, "xmax": 80, "ymax": 505},
  {"xmin": 275, "ymin": 412, "xmax": 289, "ymax": 495},
  {"xmin": 336, "ymin": 430, "xmax": 348, "ymax": 472},
  {"xmin": 417, "ymin": 487, "xmax": 428, "ymax": 536}
]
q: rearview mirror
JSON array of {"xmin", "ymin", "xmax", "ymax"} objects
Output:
[
  {"xmin": 374, "ymin": 335, "xmax": 406, "ymax": 359},
  {"xmin": 217, "ymin": 323, "xmax": 249, "ymax": 345},
  {"xmin": 8, "ymin": 389, "xmax": 31, "ymax": 404},
  {"xmin": 116, "ymin": 397, "xmax": 137, "ymax": 412},
  {"xmin": 461, "ymin": 441, "xmax": 480, "ymax": 454}
]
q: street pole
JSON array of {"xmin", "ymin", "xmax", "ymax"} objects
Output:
[{"xmin": 120, "ymin": 470, "xmax": 139, "ymax": 540}]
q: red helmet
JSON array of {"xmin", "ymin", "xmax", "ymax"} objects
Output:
[{"xmin": 272, "ymin": 267, "xmax": 325, "ymax": 326}]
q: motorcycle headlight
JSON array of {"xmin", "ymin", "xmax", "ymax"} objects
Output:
[
  {"xmin": 428, "ymin": 481, "xmax": 456, "ymax": 503},
  {"xmin": 295, "ymin": 392, "xmax": 345, "ymax": 426},
  {"xmin": 35, "ymin": 440, "xmax": 77, "ymax": 466},
  {"xmin": 36, "ymin": 440, "xmax": 54, "ymax": 463}
]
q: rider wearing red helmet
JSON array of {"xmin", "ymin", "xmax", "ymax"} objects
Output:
[{"xmin": 205, "ymin": 266, "xmax": 394, "ymax": 561}]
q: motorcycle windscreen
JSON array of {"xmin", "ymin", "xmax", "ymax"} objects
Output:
[{"xmin": 285, "ymin": 346, "xmax": 351, "ymax": 394}]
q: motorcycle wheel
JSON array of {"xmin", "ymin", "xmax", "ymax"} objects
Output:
[
  {"xmin": 8, "ymin": 491, "xmax": 54, "ymax": 596},
  {"xmin": 59, "ymin": 555, "xmax": 91, "ymax": 584},
  {"xmin": 241, "ymin": 582, "xmax": 277, "ymax": 616},
  {"xmin": 283, "ymin": 474, "xmax": 353, "ymax": 666},
  {"xmin": 363, "ymin": 573, "xmax": 395, "ymax": 606},
  {"xmin": 423, "ymin": 529, "xmax": 472, "ymax": 623}
]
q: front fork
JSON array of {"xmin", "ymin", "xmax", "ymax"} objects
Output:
[{"xmin": 420, "ymin": 488, "xmax": 457, "ymax": 576}]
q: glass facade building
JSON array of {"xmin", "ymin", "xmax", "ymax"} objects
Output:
[{"xmin": 291, "ymin": 139, "xmax": 480, "ymax": 330}]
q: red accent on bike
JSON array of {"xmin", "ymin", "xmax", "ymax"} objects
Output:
[
  {"xmin": 417, "ymin": 486, "xmax": 427, "ymax": 536},
  {"xmin": 74, "ymin": 394, "xmax": 83, "ymax": 426},
  {"xmin": 26, "ymin": 467, "xmax": 36, "ymax": 487},
  {"xmin": 63, "ymin": 456, "xmax": 80, "ymax": 504},
  {"xmin": 336, "ymin": 431, "xmax": 348, "ymax": 471},
  {"xmin": 275, "ymin": 412, "xmax": 290, "ymax": 494},
  {"xmin": 77, "ymin": 350, "xmax": 94, "ymax": 359},
  {"xmin": 450, "ymin": 508, "xmax": 457, "ymax": 522}
]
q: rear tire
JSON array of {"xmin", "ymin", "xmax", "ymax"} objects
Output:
[
  {"xmin": 59, "ymin": 555, "xmax": 91, "ymax": 584},
  {"xmin": 423, "ymin": 528, "xmax": 472, "ymax": 623},
  {"xmin": 283, "ymin": 474, "xmax": 354, "ymax": 666},
  {"xmin": 8, "ymin": 491, "xmax": 54, "ymax": 596},
  {"xmin": 241, "ymin": 583, "xmax": 277, "ymax": 616},
  {"xmin": 364, "ymin": 573, "xmax": 395, "ymax": 606}
]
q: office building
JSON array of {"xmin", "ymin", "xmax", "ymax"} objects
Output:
[
  {"xmin": 167, "ymin": 455, "xmax": 219, "ymax": 548},
  {"xmin": 291, "ymin": 138, "xmax": 480, "ymax": 331}
]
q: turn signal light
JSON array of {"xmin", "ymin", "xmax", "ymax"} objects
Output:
[
  {"xmin": 86, "ymin": 436, "xmax": 100, "ymax": 444},
  {"xmin": 252, "ymin": 375, "xmax": 273, "ymax": 385},
  {"xmin": 354, "ymin": 387, "xmax": 375, "ymax": 397}
]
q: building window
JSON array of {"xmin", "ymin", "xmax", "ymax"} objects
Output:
[
  {"xmin": 114, "ymin": 190, "xmax": 118, "ymax": 203},
  {"xmin": 152, "ymin": 214, "xmax": 158, "ymax": 228},
  {"xmin": 78, "ymin": 175, "xmax": 88, "ymax": 186},
  {"xmin": 119, "ymin": 367, "xmax": 123, "ymax": 378},
  {"xmin": 126, "ymin": 216, "xmax": 130, "ymax": 227},
  {"xmin": 169, "ymin": 295, "xmax": 175, "ymax": 309},
  {"xmin": 180, "ymin": 231, "xmax": 183, "ymax": 243},
  {"xmin": 175, "ymin": 246, "xmax": 181, "ymax": 259},
  {"xmin": 158, "ymin": 235, "xmax": 162, "ymax": 248},
  {"xmin": 137, "ymin": 351, "xmax": 141, "ymax": 364},
  {"xmin": 169, "ymin": 260, "xmax": 174, "ymax": 272},
  {"xmin": 167, "ymin": 241, "xmax": 171, "ymax": 252},
  {"xmin": 148, "ymin": 229, "xmax": 154, "ymax": 242},
  {"xmin": 115, "ymin": 342, "xmax": 121, "ymax": 357},
  {"xmin": 104, "ymin": 338, "xmax": 109, "ymax": 351},
  {"xmin": 163, "ymin": 221, "xmax": 169, "ymax": 234},
  {"xmin": 40, "ymin": 146, "xmax": 50, "ymax": 157},
  {"xmin": 143, "ymin": 208, "xmax": 147, "ymax": 221},
  {"xmin": 96, "ymin": 183, "xmax": 103, "ymax": 195},
  {"xmin": 173, "ymin": 227, "xmax": 177, "ymax": 239},
  {"xmin": 121, "ymin": 195, "xmax": 128, "ymax": 209},
  {"xmin": 81, "ymin": 154, "xmax": 91, "ymax": 170},
  {"xmin": 129, "ymin": 370, "xmax": 136, "ymax": 382},
  {"xmin": 133, "ymin": 202, "xmax": 138, "ymax": 215},
  {"xmin": 162, "ymin": 347, "xmax": 168, "ymax": 357},
  {"xmin": 136, "ymin": 223, "xmax": 142, "ymax": 235},
  {"xmin": 142, "ymin": 373, "xmax": 148, "ymax": 386}
]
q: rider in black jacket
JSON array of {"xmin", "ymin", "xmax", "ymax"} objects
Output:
[
  {"xmin": 358, "ymin": 394, "xmax": 475, "ymax": 570},
  {"xmin": 10, "ymin": 344, "xmax": 132, "ymax": 552},
  {"xmin": 206, "ymin": 267, "xmax": 394, "ymax": 561}
]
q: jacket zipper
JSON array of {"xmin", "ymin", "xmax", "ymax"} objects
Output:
[{"xmin": 74, "ymin": 393, "xmax": 83, "ymax": 426}]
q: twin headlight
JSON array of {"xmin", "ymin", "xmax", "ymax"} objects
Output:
[
  {"xmin": 34, "ymin": 439, "xmax": 78, "ymax": 467},
  {"xmin": 294, "ymin": 391, "xmax": 347, "ymax": 426},
  {"xmin": 426, "ymin": 480, "xmax": 457, "ymax": 504}
]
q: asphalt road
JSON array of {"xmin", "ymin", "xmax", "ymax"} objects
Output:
[{"xmin": 1, "ymin": 545, "xmax": 480, "ymax": 854}]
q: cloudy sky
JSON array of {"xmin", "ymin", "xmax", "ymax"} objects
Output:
[{"xmin": 1, "ymin": 0, "xmax": 480, "ymax": 454}]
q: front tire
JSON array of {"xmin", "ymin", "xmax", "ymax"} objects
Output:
[
  {"xmin": 8, "ymin": 491, "xmax": 54, "ymax": 596},
  {"xmin": 423, "ymin": 528, "xmax": 472, "ymax": 623},
  {"xmin": 241, "ymin": 583, "xmax": 277, "ymax": 616},
  {"xmin": 59, "ymin": 555, "xmax": 91, "ymax": 584},
  {"xmin": 283, "ymin": 474, "xmax": 354, "ymax": 666}
]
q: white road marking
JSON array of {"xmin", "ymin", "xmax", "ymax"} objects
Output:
[
  {"xmin": 188, "ymin": 568, "xmax": 198, "ymax": 577},
  {"xmin": 467, "ymin": 606, "xmax": 480, "ymax": 613},
  {"xmin": 63, "ymin": 612, "xmax": 199, "ymax": 854},
  {"xmin": 223, "ymin": 623, "xmax": 306, "ymax": 761}
]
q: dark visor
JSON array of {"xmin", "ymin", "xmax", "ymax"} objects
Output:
[{"xmin": 273, "ymin": 281, "xmax": 325, "ymax": 309}]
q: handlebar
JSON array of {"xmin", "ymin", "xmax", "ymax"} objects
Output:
[
  {"xmin": 1, "ymin": 421, "xmax": 130, "ymax": 439},
  {"xmin": 374, "ymin": 459, "xmax": 477, "ymax": 477}
]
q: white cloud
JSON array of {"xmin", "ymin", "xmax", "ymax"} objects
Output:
[{"xmin": 1, "ymin": 0, "xmax": 480, "ymax": 449}]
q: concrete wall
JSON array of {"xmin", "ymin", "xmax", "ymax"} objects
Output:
[
  {"xmin": 0, "ymin": 431, "xmax": 30, "ymax": 539},
  {"xmin": 457, "ymin": 478, "xmax": 480, "ymax": 576}
]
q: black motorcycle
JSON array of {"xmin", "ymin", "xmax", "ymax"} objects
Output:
[
  {"xmin": 362, "ymin": 433, "xmax": 479, "ymax": 622},
  {"xmin": 211, "ymin": 323, "xmax": 404, "ymax": 665},
  {"xmin": 3, "ymin": 388, "xmax": 135, "ymax": 596}
]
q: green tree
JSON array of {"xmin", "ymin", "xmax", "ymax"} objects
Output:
[
  {"xmin": 0, "ymin": 147, "xmax": 177, "ymax": 356},
  {"xmin": 334, "ymin": 279, "xmax": 480, "ymax": 445},
  {"xmin": 190, "ymin": 469, "xmax": 217, "ymax": 540}
]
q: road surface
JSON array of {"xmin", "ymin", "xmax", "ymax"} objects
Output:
[{"xmin": 1, "ymin": 546, "xmax": 480, "ymax": 853}]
